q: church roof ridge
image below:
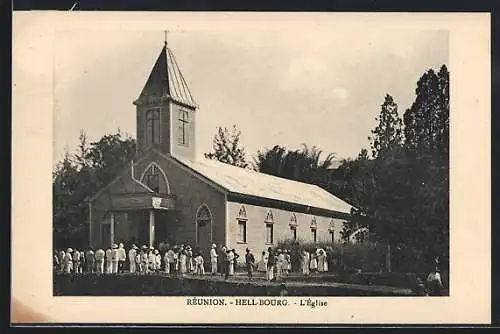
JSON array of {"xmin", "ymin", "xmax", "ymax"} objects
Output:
[{"xmin": 176, "ymin": 155, "xmax": 355, "ymax": 215}]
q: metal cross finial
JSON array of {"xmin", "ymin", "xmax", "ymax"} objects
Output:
[{"xmin": 164, "ymin": 30, "xmax": 168, "ymax": 46}]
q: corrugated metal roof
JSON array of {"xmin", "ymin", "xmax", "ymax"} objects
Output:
[
  {"xmin": 136, "ymin": 45, "xmax": 197, "ymax": 108},
  {"xmin": 178, "ymin": 157, "xmax": 355, "ymax": 214}
]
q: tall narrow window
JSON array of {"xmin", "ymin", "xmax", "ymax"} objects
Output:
[
  {"xmin": 311, "ymin": 228, "xmax": 317, "ymax": 243},
  {"xmin": 238, "ymin": 221, "xmax": 247, "ymax": 243},
  {"xmin": 290, "ymin": 226, "xmax": 297, "ymax": 241},
  {"xmin": 289, "ymin": 213, "xmax": 297, "ymax": 241},
  {"xmin": 237, "ymin": 205, "xmax": 248, "ymax": 243},
  {"xmin": 177, "ymin": 110, "xmax": 190, "ymax": 146},
  {"xmin": 310, "ymin": 216, "xmax": 317, "ymax": 243},
  {"xmin": 329, "ymin": 231, "xmax": 335, "ymax": 244},
  {"xmin": 146, "ymin": 109, "xmax": 160, "ymax": 145},
  {"xmin": 266, "ymin": 224, "xmax": 274, "ymax": 244},
  {"xmin": 265, "ymin": 209, "xmax": 274, "ymax": 244}
]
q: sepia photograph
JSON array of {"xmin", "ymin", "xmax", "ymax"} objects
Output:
[
  {"xmin": 52, "ymin": 28, "xmax": 449, "ymax": 297},
  {"xmin": 12, "ymin": 11, "xmax": 490, "ymax": 324}
]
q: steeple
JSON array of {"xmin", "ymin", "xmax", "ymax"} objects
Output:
[
  {"xmin": 134, "ymin": 38, "xmax": 197, "ymax": 108},
  {"xmin": 134, "ymin": 35, "xmax": 198, "ymax": 160}
]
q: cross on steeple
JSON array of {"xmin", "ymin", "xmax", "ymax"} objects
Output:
[{"xmin": 164, "ymin": 30, "xmax": 168, "ymax": 46}]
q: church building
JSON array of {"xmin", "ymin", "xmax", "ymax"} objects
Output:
[{"xmin": 88, "ymin": 38, "xmax": 355, "ymax": 260}]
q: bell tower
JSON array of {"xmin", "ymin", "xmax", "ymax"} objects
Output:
[{"xmin": 133, "ymin": 33, "xmax": 198, "ymax": 161}]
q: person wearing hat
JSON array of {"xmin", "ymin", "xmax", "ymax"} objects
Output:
[
  {"xmin": 179, "ymin": 248, "xmax": 187, "ymax": 277},
  {"xmin": 95, "ymin": 248, "xmax": 105, "ymax": 274},
  {"xmin": 227, "ymin": 248, "xmax": 235, "ymax": 277},
  {"xmin": 164, "ymin": 246, "xmax": 175, "ymax": 276},
  {"xmin": 118, "ymin": 243, "xmax": 126, "ymax": 273},
  {"xmin": 194, "ymin": 251, "xmax": 205, "ymax": 276},
  {"xmin": 276, "ymin": 249, "xmax": 285, "ymax": 281},
  {"xmin": 64, "ymin": 248, "xmax": 73, "ymax": 274},
  {"xmin": 300, "ymin": 248, "xmax": 310, "ymax": 276},
  {"xmin": 73, "ymin": 249, "xmax": 81, "ymax": 275},
  {"xmin": 105, "ymin": 247, "xmax": 113, "ymax": 274},
  {"xmin": 245, "ymin": 248, "xmax": 256, "ymax": 279},
  {"xmin": 266, "ymin": 247, "xmax": 276, "ymax": 282},
  {"xmin": 58, "ymin": 249, "xmax": 66, "ymax": 274},
  {"xmin": 128, "ymin": 244, "xmax": 138, "ymax": 274},
  {"xmin": 148, "ymin": 246, "xmax": 155, "ymax": 274},
  {"xmin": 157, "ymin": 249, "xmax": 163, "ymax": 273},
  {"xmin": 186, "ymin": 246, "xmax": 194, "ymax": 274},
  {"xmin": 209, "ymin": 244, "xmax": 218, "ymax": 275},
  {"xmin": 111, "ymin": 243, "xmax": 119, "ymax": 274},
  {"xmin": 140, "ymin": 246, "xmax": 148, "ymax": 274}
]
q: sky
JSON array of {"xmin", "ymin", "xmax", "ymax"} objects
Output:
[{"xmin": 53, "ymin": 28, "xmax": 448, "ymax": 168}]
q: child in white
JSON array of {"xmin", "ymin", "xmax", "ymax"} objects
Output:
[{"xmin": 195, "ymin": 253, "xmax": 205, "ymax": 275}]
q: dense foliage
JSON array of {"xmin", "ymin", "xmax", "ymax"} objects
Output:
[
  {"xmin": 204, "ymin": 125, "xmax": 248, "ymax": 168},
  {"xmin": 53, "ymin": 130, "xmax": 136, "ymax": 248}
]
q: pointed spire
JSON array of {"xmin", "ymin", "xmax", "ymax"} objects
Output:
[{"xmin": 134, "ymin": 33, "xmax": 197, "ymax": 108}]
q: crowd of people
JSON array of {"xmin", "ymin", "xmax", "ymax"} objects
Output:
[
  {"xmin": 52, "ymin": 242, "xmax": 331, "ymax": 282},
  {"xmin": 53, "ymin": 242, "xmax": 445, "ymax": 295}
]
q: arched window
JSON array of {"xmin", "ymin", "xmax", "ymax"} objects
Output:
[
  {"xmin": 289, "ymin": 213, "xmax": 297, "ymax": 241},
  {"xmin": 265, "ymin": 209, "xmax": 274, "ymax": 244},
  {"xmin": 237, "ymin": 205, "xmax": 248, "ymax": 243},
  {"xmin": 140, "ymin": 162, "xmax": 170, "ymax": 194},
  {"xmin": 310, "ymin": 216, "xmax": 317, "ymax": 243},
  {"xmin": 196, "ymin": 205, "xmax": 212, "ymax": 227}
]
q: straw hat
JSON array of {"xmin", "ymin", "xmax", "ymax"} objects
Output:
[
  {"xmin": 132, "ymin": 244, "xmax": 138, "ymax": 249},
  {"xmin": 67, "ymin": 248, "xmax": 73, "ymax": 253},
  {"xmin": 119, "ymin": 243, "xmax": 124, "ymax": 248},
  {"xmin": 154, "ymin": 249, "xmax": 159, "ymax": 254},
  {"xmin": 112, "ymin": 243, "xmax": 118, "ymax": 249},
  {"xmin": 149, "ymin": 246, "xmax": 154, "ymax": 250},
  {"xmin": 212, "ymin": 243, "xmax": 216, "ymax": 248}
]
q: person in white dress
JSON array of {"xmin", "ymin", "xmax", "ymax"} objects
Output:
[
  {"xmin": 95, "ymin": 248, "xmax": 105, "ymax": 274},
  {"xmin": 276, "ymin": 249, "xmax": 285, "ymax": 280},
  {"xmin": 111, "ymin": 243, "xmax": 119, "ymax": 274},
  {"xmin": 64, "ymin": 248, "xmax": 73, "ymax": 274},
  {"xmin": 135, "ymin": 249, "xmax": 141, "ymax": 274},
  {"xmin": 227, "ymin": 249, "xmax": 235, "ymax": 276},
  {"xmin": 301, "ymin": 249, "xmax": 310, "ymax": 276},
  {"xmin": 179, "ymin": 249, "xmax": 187, "ymax": 277},
  {"xmin": 195, "ymin": 253, "xmax": 205, "ymax": 275},
  {"xmin": 257, "ymin": 251, "xmax": 267, "ymax": 272},
  {"xmin": 128, "ymin": 244, "xmax": 137, "ymax": 274},
  {"xmin": 73, "ymin": 249, "xmax": 81, "ymax": 274},
  {"xmin": 58, "ymin": 250, "xmax": 65, "ymax": 273},
  {"xmin": 317, "ymin": 248, "xmax": 326, "ymax": 273},
  {"xmin": 154, "ymin": 249, "xmax": 162, "ymax": 273},
  {"xmin": 105, "ymin": 247, "xmax": 113, "ymax": 274},
  {"xmin": 309, "ymin": 251, "xmax": 318, "ymax": 273},
  {"xmin": 118, "ymin": 243, "xmax": 126, "ymax": 273},
  {"xmin": 210, "ymin": 244, "xmax": 218, "ymax": 275},
  {"xmin": 148, "ymin": 247, "xmax": 155, "ymax": 274}
]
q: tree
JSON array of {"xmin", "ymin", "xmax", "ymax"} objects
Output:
[
  {"xmin": 204, "ymin": 125, "xmax": 248, "ymax": 168},
  {"xmin": 52, "ymin": 130, "xmax": 137, "ymax": 248},
  {"xmin": 369, "ymin": 94, "xmax": 403, "ymax": 159},
  {"xmin": 403, "ymin": 66, "xmax": 449, "ymax": 157},
  {"xmin": 253, "ymin": 143, "xmax": 336, "ymax": 189}
]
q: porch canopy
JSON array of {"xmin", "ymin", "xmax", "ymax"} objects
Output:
[{"xmin": 99, "ymin": 192, "xmax": 177, "ymax": 249}]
